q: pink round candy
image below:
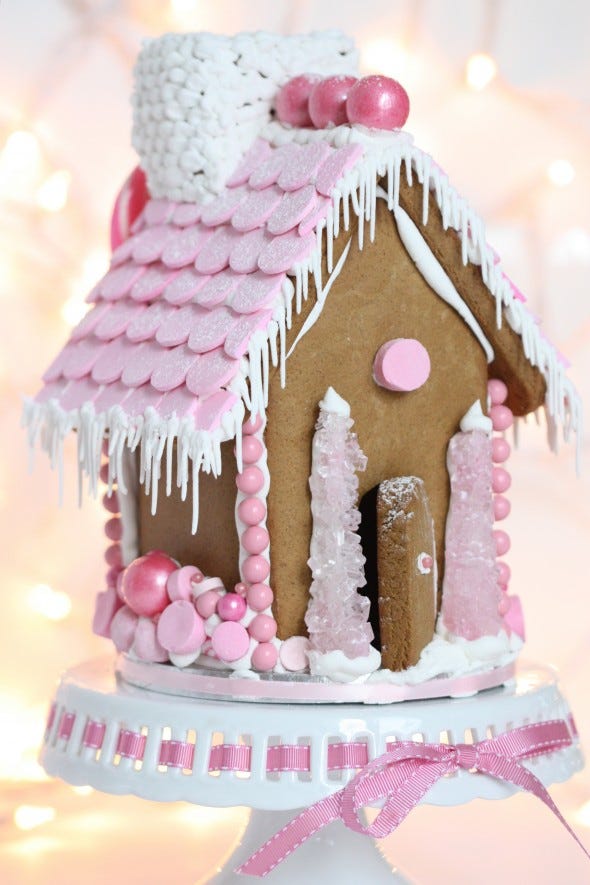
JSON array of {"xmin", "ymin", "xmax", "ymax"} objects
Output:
[
  {"xmin": 109, "ymin": 605, "xmax": 138, "ymax": 652},
  {"xmin": 243, "ymin": 414, "xmax": 263, "ymax": 435},
  {"xmin": 105, "ymin": 544, "xmax": 123, "ymax": 569},
  {"xmin": 492, "ymin": 467, "xmax": 511, "ymax": 494},
  {"xmin": 134, "ymin": 617, "xmax": 169, "ymax": 663},
  {"xmin": 92, "ymin": 587, "xmax": 122, "ymax": 638},
  {"xmin": 167, "ymin": 565, "xmax": 202, "ymax": 602},
  {"xmin": 120, "ymin": 551, "xmax": 177, "ymax": 617},
  {"xmin": 492, "ymin": 437, "xmax": 511, "ymax": 463},
  {"xmin": 196, "ymin": 589, "xmax": 222, "ymax": 618},
  {"xmin": 104, "ymin": 517, "xmax": 122, "ymax": 541},
  {"xmin": 217, "ymin": 592, "xmax": 247, "ymax": 622},
  {"xmin": 211, "ymin": 621, "xmax": 250, "ymax": 662},
  {"xmin": 251, "ymin": 642, "xmax": 278, "ymax": 672},
  {"xmin": 241, "ymin": 435, "xmax": 264, "ymax": 464},
  {"xmin": 157, "ymin": 600, "xmax": 206, "ymax": 654},
  {"xmin": 494, "ymin": 530, "xmax": 511, "ymax": 557},
  {"xmin": 247, "ymin": 582, "xmax": 274, "ymax": 611},
  {"xmin": 279, "ymin": 636, "xmax": 310, "ymax": 672},
  {"xmin": 497, "ymin": 561, "xmax": 511, "ymax": 585},
  {"xmin": 490, "ymin": 404, "xmax": 513, "ymax": 432},
  {"xmin": 308, "ymin": 75, "xmax": 358, "ymax": 128},
  {"xmin": 498, "ymin": 595, "xmax": 512, "ymax": 616},
  {"xmin": 99, "ymin": 463, "xmax": 110, "ymax": 484},
  {"xmin": 373, "ymin": 338, "xmax": 430, "ymax": 392},
  {"xmin": 493, "ymin": 494, "xmax": 511, "ymax": 521},
  {"xmin": 102, "ymin": 492, "xmax": 120, "ymax": 514},
  {"xmin": 248, "ymin": 613, "xmax": 277, "ymax": 642},
  {"xmin": 238, "ymin": 497, "xmax": 267, "ymax": 526},
  {"xmin": 106, "ymin": 564, "xmax": 123, "ymax": 588},
  {"xmin": 346, "ymin": 75, "xmax": 410, "ymax": 130},
  {"xmin": 275, "ymin": 74, "xmax": 322, "ymax": 127},
  {"xmin": 487, "ymin": 379, "xmax": 508, "ymax": 405},
  {"xmin": 242, "ymin": 555, "xmax": 270, "ymax": 584},
  {"xmin": 242, "ymin": 525, "xmax": 269, "ymax": 555},
  {"xmin": 234, "ymin": 582, "xmax": 248, "ymax": 597},
  {"xmin": 236, "ymin": 465, "xmax": 265, "ymax": 494}
]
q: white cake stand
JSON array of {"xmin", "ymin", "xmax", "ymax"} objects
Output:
[{"xmin": 40, "ymin": 657, "xmax": 582, "ymax": 883}]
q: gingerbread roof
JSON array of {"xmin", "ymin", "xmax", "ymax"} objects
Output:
[{"xmin": 25, "ymin": 127, "xmax": 581, "ymax": 528}]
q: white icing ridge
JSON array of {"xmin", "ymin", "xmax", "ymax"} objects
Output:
[
  {"xmin": 460, "ymin": 400, "xmax": 493, "ymax": 435},
  {"xmin": 308, "ymin": 646, "xmax": 381, "ymax": 683}
]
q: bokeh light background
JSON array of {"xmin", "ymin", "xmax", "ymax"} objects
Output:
[{"xmin": 1, "ymin": 1, "xmax": 589, "ymax": 882}]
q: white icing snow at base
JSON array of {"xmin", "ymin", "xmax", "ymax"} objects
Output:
[{"xmin": 308, "ymin": 646, "xmax": 382, "ymax": 683}]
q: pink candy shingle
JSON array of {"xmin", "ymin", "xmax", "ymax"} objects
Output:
[
  {"xmin": 163, "ymin": 268, "xmax": 210, "ymax": 305},
  {"xmin": 69, "ymin": 302, "xmax": 112, "ymax": 342},
  {"xmin": 231, "ymin": 272, "xmax": 284, "ymax": 314},
  {"xmin": 58, "ymin": 378, "xmax": 103, "ymax": 411},
  {"xmin": 144, "ymin": 199, "xmax": 176, "ymax": 226},
  {"xmin": 187, "ymin": 306, "xmax": 235, "ymax": 353},
  {"xmin": 277, "ymin": 141, "xmax": 332, "ymax": 191},
  {"xmin": 267, "ymin": 185, "xmax": 318, "ymax": 236},
  {"xmin": 229, "ymin": 227, "xmax": 273, "ymax": 274},
  {"xmin": 151, "ymin": 344, "xmax": 199, "ymax": 392},
  {"xmin": 59, "ymin": 338, "xmax": 105, "ymax": 381},
  {"xmin": 161, "ymin": 226, "xmax": 212, "ymax": 269},
  {"xmin": 130, "ymin": 267, "xmax": 180, "ymax": 302},
  {"xmin": 94, "ymin": 301, "xmax": 144, "ymax": 341},
  {"xmin": 99, "ymin": 264, "xmax": 145, "ymax": 301},
  {"xmin": 127, "ymin": 301, "xmax": 176, "ymax": 342},
  {"xmin": 200, "ymin": 186, "xmax": 247, "ymax": 227},
  {"xmin": 249, "ymin": 144, "xmax": 298, "ymax": 190},
  {"xmin": 231, "ymin": 186, "xmax": 283, "ymax": 233},
  {"xmin": 225, "ymin": 310, "xmax": 273, "ymax": 359},
  {"xmin": 226, "ymin": 139, "xmax": 272, "ymax": 188},
  {"xmin": 171, "ymin": 203, "xmax": 202, "ymax": 227},
  {"xmin": 132, "ymin": 225, "xmax": 175, "ymax": 264},
  {"xmin": 195, "ymin": 226, "xmax": 242, "ymax": 274},
  {"xmin": 315, "ymin": 143, "xmax": 364, "ymax": 197},
  {"xmin": 121, "ymin": 340, "xmax": 164, "ymax": 388},
  {"xmin": 185, "ymin": 347, "xmax": 239, "ymax": 397},
  {"xmin": 258, "ymin": 230, "xmax": 316, "ymax": 274},
  {"xmin": 156, "ymin": 305, "xmax": 200, "ymax": 347},
  {"xmin": 92, "ymin": 336, "xmax": 136, "ymax": 384}
]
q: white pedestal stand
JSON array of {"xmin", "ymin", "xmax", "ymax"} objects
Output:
[{"xmin": 41, "ymin": 658, "xmax": 582, "ymax": 883}]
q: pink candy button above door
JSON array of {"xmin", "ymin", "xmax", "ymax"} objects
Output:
[{"xmin": 373, "ymin": 338, "xmax": 431, "ymax": 392}]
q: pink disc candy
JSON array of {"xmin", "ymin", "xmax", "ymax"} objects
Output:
[
  {"xmin": 373, "ymin": 338, "xmax": 430, "ymax": 392},
  {"xmin": 134, "ymin": 618, "xmax": 169, "ymax": 663},
  {"xmin": 196, "ymin": 589, "xmax": 222, "ymax": 619},
  {"xmin": 346, "ymin": 75, "xmax": 410, "ymax": 130},
  {"xmin": 275, "ymin": 74, "xmax": 322, "ymax": 127},
  {"xmin": 167, "ymin": 565, "xmax": 203, "ymax": 601},
  {"xmin": 248, "ymin": 613, "xmax": 277, "ymax": 642},
  {"xmin": 490, "ymin": 404, "xmax": 513, "ymax": 432},
  {"xmin": 493, "ymin": 495, "xmax": 511, "ymax": 521},
  {"xmin": 308, "ymin": 75, "xmax": 358, "ymax": 128},
  {"xmin": 279, "ymin": 636, "xmax": 310, "ymax": 672},
  {"xmin": 211, "ymin": 621, "xmax": 250, "ymax": 662},
  {"xmin": 92, "ymin": 587, "xmax": 123, "ymax": 638},
  {"xmin": 251, "ymin": 642, "xmax": 278, "ymax": 672},
  {"xmin": 492, "ymin": 437, "xmax": 511, "ymax": 463},
  {"xmin": 247, "ymin": 583, "xmax": 274, "ymax": 611},
  {"xmin": 121, "ymin": 550, "xmax": 178, "ymax": 617},
  {"xmin": 243, "ymin": 555, "xmax": 270, "ymax": 584},
  {"xmin": 109, "ymin": 605, "xmax": 138, "ymax": 653},
  {"xmin": 241, "ymin": 435, "xmax": 264, "ymax": 464},
  {"xmin": 157, "ymin": 600, "xmax": 206, "ymax": 654},
  {"xmin": 494, "ymin": 530, "xmax": 511, "ymax": 557},
  {"xmin": 242, "ymin": 526, "xmax": 269, "ymax": 555},
  {"xmin": 492, "ymin": 467, "xmax": 511, "ymax": 494},
  {"xmin": 217, "ymin": 592, "xmax": 247, "ymax": 622},
  {"xmin": 488, "ymin": 379, "xmax": 508, "ymax": 405},
  {"xmin": 236, "ymin": 465, "xmax": 265, "ymax": 495},
  {"xmin": 238, "ymin": 497, "xmax": 267, "ymax": 526}
]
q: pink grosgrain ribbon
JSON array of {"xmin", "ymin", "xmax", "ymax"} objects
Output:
[{"xmin": 238, "ymin": 719, "xmax": 588, "ymax": 878}]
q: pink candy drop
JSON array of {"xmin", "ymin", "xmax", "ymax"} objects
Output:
[
  {"xmin": 487, "ymin": 379, "xmax": 508, "ymax": 405},
  {"xmin": 236, "ymin": 465, "xmax": 265, "ymax": 495},
  {"xmin": 242, "ymin": 555, "xmax": 270, "ymax": 584},
  {"xmin": 120, "ymin": 550, "xmax": 177, "ymax": 617},
  {"xmin": 243, "ymin": 414, "xmax": 263, "ymax": 435},
  {"xmin": 275, "ymin": 74, "xmax": 322, "ymax": 127},
  {"xmin": 492, "ymin": 467, "xmax": 511, "ymax": 494},
  {"xmin": 247, "ymin": 583, "xmax": 274, "ymax": 611},
  {"xmin": 497, "ymin": 561, "xmax": 511, "ymax": 585},
  {"xmin": 251, "ymin": 642, "xmax": 278, "ymax": 672},
  {"xmin": 493, "ymin": 495, "xmax": 511, "ymax": 520},
  {"xmin": 196, "ymin": 589, "xmax": 222, "ymax": 619},
  {"xmin": 308, "ymin": 75, "xmax": 358, "ymax": 128},
  {"xmin": 346, "ymin": 75, "xmax": 410, "ymax": 130},
  {"xmin": 490, "ymin": 405, "xmax": 513, "ymax": 432},
  {"xmin": 494, "ymin": 530, "xmax": 511, "ymax": 557},
  {"xmin": 241, "ymin": 435, "xmax": 263, "ymax": 464},
  {"xmin": 492, "ymin": 437, "xmax": 511, "ymax": 463},
  {"xmin": 248, "ymin": 613, "xmax": 277, "ymax": 642},
  {"xmin": 238, "ymin": 497, "xmax": 267, "ymax": 525},
  {"xmin": 242, "ymin": 525, "xmax": 270, "ymax": 555},
  {"xmin": 217, "ymin": 592, "xmax": 247, "ymax": 622}
]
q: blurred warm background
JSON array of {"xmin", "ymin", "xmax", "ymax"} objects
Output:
[{"xmin": 1, "ymin": 1, "xmax": 589, "ymax": 883}]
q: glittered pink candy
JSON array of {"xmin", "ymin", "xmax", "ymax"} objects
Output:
[
  {"xmin": 242, "ymin": 555, "xmax": 270, "ymax": 584},
  {"xmin": 251, "ymin": 642, "xmax": 278, "ymax": 672},
  {"xmin": 92, "ymin": 587, "xmax": 123, "ymax": 638},
  {"xmin": 211, "ymin": 621, "xmax": 250, "ymax": 662},
  {"xmin": 279, "ymin": 636, "xmax": 310, "ymax": 672},
  {"xmin": 109, "ymin": 605, "xmax": 138, "ymax": 652},
  {"xmin": 121, "ymin": 551, "xmax": 177, "ymax": 617},
  {"xmin": 275, "ymin": 74, "xmax": 322, "ymax": 127},
  {"xmin": 242, "ymin": 526, "xmax": 269, "ymax": 555},
  {"xmin": 346, "ymin": 75, "xmax": 410, "ymax": 129},
  {"xmin": 217, "ymin": 593, "xmax": 247, "ymax": 622},
  {"xmin": 248, "ymin": 613, "xmax": 277, "ymax": 642},
  {"xmin": 308, "ymin": 75, "xmax": 358, "ymax": 128},
  {"xmin": 231, "ymin": 187, "xmax": 283, "ymax": 233},
  {"xmin": 247, "ymin": 583, "xmax": 273, "ymax": 611},
  {"xmin": 238, "ymin": 497, "xmax": 267, "ymax": 525},
  {"xmin": 157, "ymin": 600, "xmax": 206, "ymax": 654},
  {"xmin": 167, "ymin": 565, "xmax": 202, "ymax": 601},
  {"xmin": 134, "ymin": 618, "xmax": 169, "ymax": 663}
]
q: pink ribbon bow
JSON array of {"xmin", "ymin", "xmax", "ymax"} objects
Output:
[{"xmin": 238, "ymin": 718, "xmax": 588, "ymax": 878}]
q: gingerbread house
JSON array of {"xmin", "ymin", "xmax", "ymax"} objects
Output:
[{"xmin": 25, "ymin": 31, "xmax": 580, "ymax": 684}]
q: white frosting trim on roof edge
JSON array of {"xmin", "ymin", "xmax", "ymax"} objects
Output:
[{"xmin": 23, "ymin": 127, "xmax": 582, "ymax": 529}]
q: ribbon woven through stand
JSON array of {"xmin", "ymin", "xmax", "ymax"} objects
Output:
[{"xmin": 238, "ymin": 718, "xmax": 588, "ymax": 878}]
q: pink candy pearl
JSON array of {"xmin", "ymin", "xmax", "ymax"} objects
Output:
[
  {"xmin": 248, "ymin": 613, "xmax": 277, "ymax": 642},
  {"xmin": 493, "ymin": 495, "xmax": 511, "ymax": 521},
  {"xmin": 120, "ymin": 550, "xmax": 177, "ymax": 617},
  {"xmin": 236, "ymin": 466, "xmax": 264, "ymax": 495},
  {"xmin": 106, "ymin": 564, "xmax": 122, "ymax": 588},
  {"xmin": 346, "ymin": 75, "xmax": 410, "ymax": 130},
  {"xmin": 487, "ymin": 379, "xmax": 508, "ymax": 405},
  {"xmin": 99, "ymin": 463, "xmax": 110, "ymax": 484},
  {"xmin": 217, "ymin": 592, "xmax": 247, "ymax": 622},
  {"xmin": 104, "ymin": 517, "xmax": 122, "ymax": 541},
  {"xmin": 498, "ymin": 596, "xmax": 512, "ymax": 617},
  {"xmin": 275, "ymin": 74, "xmax": 322, "ymax": 127},
  {"xmin": 492, "ymin": 467, "xmax": 511, "ymax": 494},
  {"xmin": 308, "ymin": 75, "xmax": 358, "ymax": 128},
  {"xmin": 490, "ymin": 404, "xmax": 513, "ymax": 432},
  {"xmin": 238, "ymin": 497, "xmax": 267, "ymax": 526},
  {"xmin": 167, "ymin": 565, "xmax": 202, "ymax": 602},
  {"xmin": 241, "ymin": 435, "xmax": 263, "ymax": 464},
  {"xmin": 497, "ymin": 561, "xmax": 511, "ymax": 586},
  {"xmin": 234, "ymin": 582, "xmax": 248, "ymax": 597},
  {"xmin": 247, "ymin": 583, "xmax": 274, "ymax": 611},
  {"xmin": 492, "ymin": 437, "xmax": 511, "ymax": 463},
  {"xmin": 157, "ymin": 600, "xmax": 206, "ymax": 654},
  {"xmin": 196, "ymin": 589, "xmax": 222, "ymax": 618},
  {"xmin": 251, "ymin": 642, "xmax": 278, "ymax": 672},
  {"xmin": 242, "ymin": 526, "xmax": 270, "ymax": 555},
  {"xmin": 105, "ymin": 544, "xmax": 122, "ymax": 569},
  {"xmin": 211, "ymin": 621, "xmax": 250, "ymax": 662},
  {"xmin": 243, "ymin": 555, "xmax": 270, "ymax": 584},
  {"xmin": 102, "ymin": 492, "xmax": 120, "ymax": 514},
  {"xmin": 243, "ymin": 414, "xmax": 263, "ymax": 435},
  {"xmin": 494, "ymin": 530, "xmax": 511, "ymax": 557}
]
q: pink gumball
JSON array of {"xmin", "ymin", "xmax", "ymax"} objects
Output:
[
  {"xmin": 109, "ymin": 605, "xmax": 138, "ymax": 652},
  {"xmin": 497, "ymin": 561, "xmax": 511, "ymax": 586},
  {"xmin": 248, "ymin": 613, "xmax": 277, "ymax": 642},
  {"xmin": 488, "ymin": 379, "xmax": 508, "ymax": 405},
  {"xmin": 120, "ymin": 551, "xmax": 177, "ymax": 617},
  {"xmin": 492, "ymin": 437, "xmax": 511, "ymax": 463},
  {"xmin": 157, "ymin": 600, "xmax": 206, "ymax": 654},
  {"xmin": 494, "ymin": 530, "xmax": 511, "ymax": 557},
  {"xmin": 247, "ymin": 582, "xmax": 274, "ymax": 611},
  {"xmin": 346, "ymin": 75, "xmax": 410, "ymax": 130},
  {"xmin": 492, "ymin": 467, "xmax": 511, "ymax": 494},
  {"xmin": 241, "ymin": 436, "xmax": 263, "ymax": 464},
  {"xmin": 243, "ymin": 414, "xmax": 263, "ymax": 435},
  {"xmin": 275, "ymin": 74, "xmax": 322, "ymax": 127},
  {"xmin": 308, "ymin": 75, "xmax": 358, "ymax": 128},
  {"xmin": 493, "ymin": 495, "xmax": 511, "ymax": 521},
  {"xmin": 211, "ymin": 621, "xmax": 250, "ymax": 662},
  {"xmin": 236, "ymin": 466, "xmax": 264, "ymax": 495},
  {"xmin": 251, "ymin": 642, "xmax": 278, "ymax": 672},
  {"xmin": 238, "ymin": 497, "xmax": 267, "ymax": 526},
  {"xmin": 196, "ymin": 589, "xmax": 222, "ymax": 618},
  {"xmin": 217, "ymin": 592, "xmax": 247, "ymax": 622},
  {"xmin": 243, "ymin": 555, "xmax": 270, "ymax": 584},
  {"xmin": 167, "ymin": 565, "xmax": 202, "ymax": 602},
  {"xmin": 242, "ymin": 526, "xmax": 270, "ymax": 555},
  {"xmin": 490, "ymin": 405, "xmax": 513, "ymax": 432}
]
